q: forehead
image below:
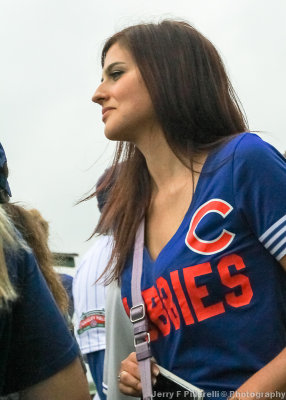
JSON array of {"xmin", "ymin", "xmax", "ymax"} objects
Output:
[{"xmin": 103, "ymin": 42, "xmax": 135, "ymax": 69}]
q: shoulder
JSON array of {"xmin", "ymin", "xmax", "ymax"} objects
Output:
[
  {"xmin": 233, "ymin": 132, "xmax": 285, "ymax": 166},
  {"xmin": 209, "ymin": 132, "xmax": 285, "ymax": 174},
  {"xmin": 81, "ymin": 235, "xmax": 113, "ymax": 263},
  {"xmin": 5, "ymin": 245, "xmax": 37, "ymax": 288},
  {"xmin": 227, "ymin": 133, "xmax": 286, "ymax": 197},
  {"xmin": 74, "ymin": 235, "xmax": 113, "ymax": 280},
  {"xmin": 89, "ymin": 235, "xmax": 113, "ymax": 254}
]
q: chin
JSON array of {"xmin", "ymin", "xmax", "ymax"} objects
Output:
[
  {"xmin": 104, "ymin": 126, "xmax": 131, "ymax": 142},
  {"xmin": 104, "ymin": 129, "xmax": 120, "ymax": 141}
]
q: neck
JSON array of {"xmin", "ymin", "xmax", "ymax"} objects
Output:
[{"xmin": 135, "ymin": 129, "xmax": 205, "ymax": 194}]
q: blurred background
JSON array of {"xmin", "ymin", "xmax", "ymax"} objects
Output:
[{"xmin": 1, "ymin": 0, "xmax": 285, "ymax": 260}]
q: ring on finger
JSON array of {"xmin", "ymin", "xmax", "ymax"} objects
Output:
[{"xmin": 117, "ymin": 371, "xmax": 124, "ymax": 382}]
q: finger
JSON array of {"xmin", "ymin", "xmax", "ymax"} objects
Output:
[
  {"xmin": 119, "ymin": 370, "xmax": 141, "ymax": 388},
  {"xmin": 129, "ymin": 351, "xmax": 138, "ymax": 362},
  {"xmin": 119, "ymin": 382, "xmax": 142, "ymax": 397},
  {"xmin": 151, "ymin": 362, "xmax": 160, "ymax": 377},
  {"xmin": 120, "ymin": 354, "xmax": 141, "ymax": 381},
  {"xmin": 118, "ymin": 370, "xmax": 142, "ymax": 397}
]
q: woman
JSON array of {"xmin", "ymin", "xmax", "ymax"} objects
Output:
[
  {"xmin": 0, "ymin": 143, "xmax": 90, "ymax": 399},
  {"xmin": 90, "ymin": 20, "xmax": 286, "ymax": 399}
]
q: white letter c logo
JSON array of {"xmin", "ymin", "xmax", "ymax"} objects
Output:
[{"xmin": 185, "ymin": 199, "xmax": 235, "ymax": 255}]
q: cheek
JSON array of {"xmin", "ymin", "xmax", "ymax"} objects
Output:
[
  {"xmin": 126, "ymin": 88, "xmax": 154, "ymax": 115},
  {"xmin": 119, "ymin": 77, "xmax": 152, "ymax": 110},
  {"xmin": 119, "ymin": 86, "xmax": 140, "ymax": 107}
]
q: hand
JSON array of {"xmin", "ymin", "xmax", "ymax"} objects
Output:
[{"xmin": 118, "ymin": 352, "xmax": 160, "ymax": 397}]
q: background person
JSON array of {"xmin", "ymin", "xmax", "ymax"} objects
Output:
[
  {"xmin": 0, "ymin": 142, "xmax": 90, "ymax": 400},
  {"xmin": 2, "ymin": 204, "xmax": 69, "ymax": 315},
  {"xmin": 60, "ymin": 272, "xmax": 75, "ymax": 318},
  {"xmin": 90, "ymin": 20, "xmax": 286, "ymax": 399},
  {"xmin": 74, "ymin": 169, "xmax": 115, "ymax": 400},
  {"xmin": 73, "ymin": 235, "xmax": 111, "ymax": 400},
  {"xmin": 79, "ymin": 167, "xmax": 139, "ymax": 400}
]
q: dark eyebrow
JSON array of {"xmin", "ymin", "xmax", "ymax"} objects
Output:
[{"xmin": 101, "ymin": 62, "xmax": 126, "ymax": 82}]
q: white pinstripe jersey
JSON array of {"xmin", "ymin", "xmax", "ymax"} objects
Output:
[{"xmin": 73, "ymin": 235, "xmax": 113, "ymax": 354}]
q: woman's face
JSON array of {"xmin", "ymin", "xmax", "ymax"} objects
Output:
[{"xmin": 92, "ymin": 42, "xmax": 158, "ymax": 143}]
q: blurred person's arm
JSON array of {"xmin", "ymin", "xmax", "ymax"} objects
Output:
[
  {"xmin": 21, "ymin": 357, "xmax": 90, "ymax": 400},
  {"xmin": 3, "ymin": 249, "xmax": 84, "ymax": 396}
]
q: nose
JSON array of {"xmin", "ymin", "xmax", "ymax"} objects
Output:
[{"xmin": 92, "ymin": 82, "xmax": 108, "ymax": 105}]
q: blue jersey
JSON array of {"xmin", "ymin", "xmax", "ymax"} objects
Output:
[
  {"xmin": 0, "ymin": 246, "xmax": 79, "ymax": 395},
  {"xmin": 121, "ymin": 133, "xmax": 286, "ymax": 398}
]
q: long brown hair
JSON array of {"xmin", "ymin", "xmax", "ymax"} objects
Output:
[
  {"xmin": 88, "ymin": 19, "xmax": 248, "ymax": 282},
  {"xmin": 3, "ymin": 204, "xmax": 69, "ymax": 313}
]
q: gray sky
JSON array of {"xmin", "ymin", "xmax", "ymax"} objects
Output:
[{"xmin": 1, "ymin": 0, "xmax": 285, "ymax": 260}]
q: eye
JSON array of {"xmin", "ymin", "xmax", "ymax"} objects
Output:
[{"xmin": 110, "ymin": 70, "xmax": 123, "ymax": 80}]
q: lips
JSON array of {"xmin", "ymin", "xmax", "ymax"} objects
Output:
[{"xmin": 102, "ymin": 107, "xmax": 115, "ymax": 121}]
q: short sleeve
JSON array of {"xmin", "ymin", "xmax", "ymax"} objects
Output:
[
  {"xmin": 233, "ymin": 133, "xmax": 286, "ymax": 261},
  {"xmin": 3, "ymin": 248, "xmax": 79, "ymax": 394}
]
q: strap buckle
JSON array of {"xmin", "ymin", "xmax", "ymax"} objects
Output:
[
  {"xmin": 134, "ymin": 331, "xmax": 150, "ymax": 347},
  {"xmin": 130, "ymin": 303, "xmax": 145, "ymax": 323}
]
